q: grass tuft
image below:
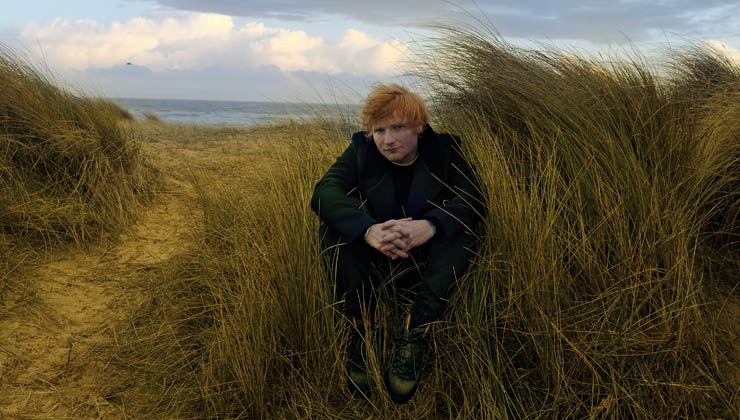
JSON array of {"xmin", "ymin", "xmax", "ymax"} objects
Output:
[
  {"xmin": 0, "ymin": 46, "xmax": 156, "ymax": 300},
  {"xmin": 418, "ymin": 24, "xmax": 740, "ymax": 418},
  {"xmin": 102, "ymin": 27, "xmax": 740, "ymax": 419}
]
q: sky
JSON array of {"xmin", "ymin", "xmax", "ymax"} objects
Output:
[{"xmin": 1, "ymin": 0, "xmax": 739, "ymax": 102}]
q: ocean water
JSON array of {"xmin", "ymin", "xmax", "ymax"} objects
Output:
[{"xmin": 110, "ymin": 97, "xmax": 360, "ymax": 127}]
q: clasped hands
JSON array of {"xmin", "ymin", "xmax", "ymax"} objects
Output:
[{"xmin": 364, "ymin": 217, "xmax": 435, "ymax": 260}]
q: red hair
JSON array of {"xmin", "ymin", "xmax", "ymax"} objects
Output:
[{"xmin": 360, "ymin": 83, "xmax": 429, "ymax": 134}]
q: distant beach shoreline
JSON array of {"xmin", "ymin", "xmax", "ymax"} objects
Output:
[{"xmin": 110, "ymin": 97, "xmax": 361, "ymax": 126}]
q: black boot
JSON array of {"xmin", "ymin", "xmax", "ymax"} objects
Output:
[
  {"xmin": 386, "ymin": 315, "xmax": 428, "ymax": 403},
  {"xmin": 347, "ymin": 320, "xmax": 372, "ymax": 397}
]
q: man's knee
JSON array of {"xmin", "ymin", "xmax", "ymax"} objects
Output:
[{"xmin": 420, "ymin": 229, "xmax": 478, "ymax": 299}]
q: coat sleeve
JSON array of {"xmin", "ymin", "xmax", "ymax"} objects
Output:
[
  {"xmin": 310, "ymin": 140, "xmax": 377, "ymax": 243},
  {"xmin": 422, "ymin": 142, "xmax": 483, "ymax": 238}
]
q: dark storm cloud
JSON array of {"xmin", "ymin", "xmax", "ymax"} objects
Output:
[
  {"xmin": 479, "ymin": 0, "xmax": 740, "ymax": 42},
  {"xmin": 150, "ymin": 0, "xmax": 740, "ymax": 43},
  {"xmin": 152, "ymin": 0, "xmax": 442, "ymax": 23}
]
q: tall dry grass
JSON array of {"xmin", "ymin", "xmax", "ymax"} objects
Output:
[
  {"xmin": 106, "ymin": 122, "xmax": 357, "ymax": 418},
  {"xmin": 418, "ymin": 26, "xmax": 740, "ymax": 418},
  {"xmin": 106, "ymin": 29, "xmax": 739, "ymax": 419},
  {"xmin": 0, "ymin": 46, "xmax": 155, "ymax": 300}
]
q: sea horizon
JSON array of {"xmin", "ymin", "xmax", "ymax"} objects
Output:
[{"xmin": 110, "ymin": 97, "xmax": 361, "ymax": 126}]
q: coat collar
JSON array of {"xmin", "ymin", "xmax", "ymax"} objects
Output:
[{"xmin": 361, "ymin": 125, "xmax": 445, "ymax": 220}]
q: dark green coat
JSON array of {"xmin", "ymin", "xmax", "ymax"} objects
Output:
[{"xmin": 311, "ymin": 125, "xmax": 482, "ymax": 243}]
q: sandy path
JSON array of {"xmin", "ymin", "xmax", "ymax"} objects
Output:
[{"xmin": 0, "ymin": 138, "xmax": 191, "ymax": 419}]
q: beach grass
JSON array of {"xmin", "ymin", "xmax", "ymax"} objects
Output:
[
  {"xmin": 0, "ymin": 46, "xmax": 156, "ymax": 301},
  {"xmin": 419, "ymin": 25, "xmax": 740, "ymax": 418},
  {"xmin": 3, "ymin": 24, "xmax": 740, "ymax": 419},
  {"xmin": 105, "ymin": 31, "xmax": 740, "ymax": 419},
  {"xmin": 103, "ymin": 121, "xmax": 351, "ymax": 418}
]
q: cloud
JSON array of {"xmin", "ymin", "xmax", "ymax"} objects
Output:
[
  {"xmin": 20, "ymin": 13, "xmax": 233, "ymax": 70},
  {"xmin": 19, "ymin": 12, "xmax": 408, "ymax": 76},
  {"xmin": 59, "ymin": 63, "xmax": 388, "ymax": 102},
  {"xmin": 76, "ymin": 64, "xmax": 298, "ymax": 101},
  {"xmin": 707, "ymin": 40, "xmax": 740, "ymax": 64},
  {"xmin": 155, "ymin": 0, "xmax": 441, "ymax": 24},
  {"xmin": 154, "ymin": 0, "xmax": 740, "ymax": 44}
]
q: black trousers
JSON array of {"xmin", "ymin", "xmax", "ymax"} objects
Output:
[{"xmin": 321, "ymin": 225, "xmax": 477, "ymax": 325}]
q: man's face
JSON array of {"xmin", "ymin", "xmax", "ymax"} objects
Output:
[{"xmin": 371, "ymin": 114, "xmax": 423, "ymax": 165}]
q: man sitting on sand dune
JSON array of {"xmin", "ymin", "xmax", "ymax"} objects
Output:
[{"xmin": 311, "ymin": 83, "xmax": 482, "ymax": 402}]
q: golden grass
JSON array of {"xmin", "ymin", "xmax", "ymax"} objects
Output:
[
  {"xmin": 0, "ymin": 46, "xmax": 156, "ymax": 303},
  {"xmin": 104, "ymin": 121, "xmax": 352, "ymax": 418},
  {"xmin": 418, "ymin": 25, "xmax": 740, "ymax": 418},
  {"xmin": 3, "ymin": 26, "xmax": 740, "ymax": 419},
  {"xmin": 105, "ymin": 31, "xmax": 740, "ymax": 419}
]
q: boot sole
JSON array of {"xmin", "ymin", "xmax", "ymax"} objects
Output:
[{"xmin": 385, "ymin": 374, "xmax": 418, "ymax": 403}]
